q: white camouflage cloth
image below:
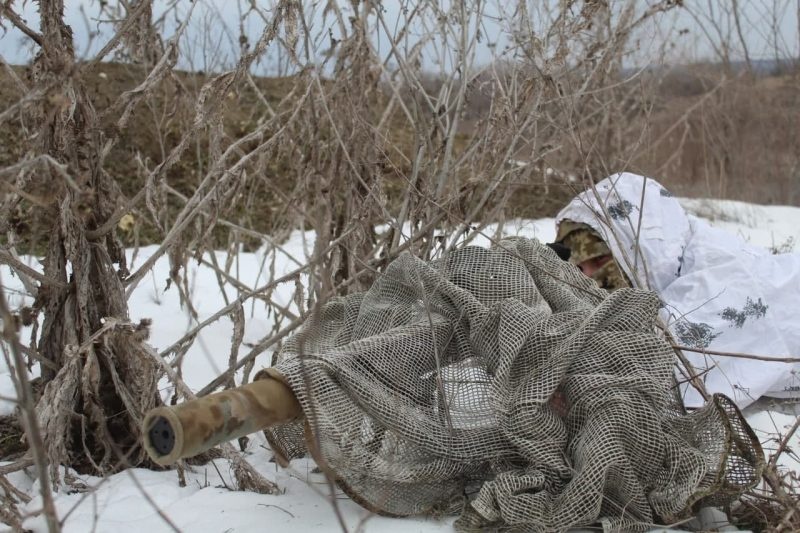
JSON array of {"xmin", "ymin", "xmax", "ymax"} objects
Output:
[{"xmin": 557, "ymin": 172, "xmax": 800, "ymax": 408}]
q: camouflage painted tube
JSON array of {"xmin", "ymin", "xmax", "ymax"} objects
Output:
[{"xmin": 142, "ymin": 370, "xmax": 302, "ymax": 466}]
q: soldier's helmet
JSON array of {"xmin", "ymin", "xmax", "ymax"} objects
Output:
[{"xmin": 555, "ymin": 220, "xmax": 630, "ymax": 291}]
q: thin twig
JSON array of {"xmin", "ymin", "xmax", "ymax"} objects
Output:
[
  {"xmin": 158, "ymin": 226, "xmax": 355, "ymax": 359},
  {"xmin": 0, "ymin": 457, "xmax": 34, "ymax": 476},
  {"xmin": 0, "ymin": 281, "xmax": 60, "ymax": 533},
  {"xmin": 0, "ymin": 3, "xmax": 44, "ymax": 47},
  {"xmin": 769, "ymin": 416, "xmax": 800, "ymax": 471},
  {"xmin": 672, "ymin": 344, "xmax": 800, "ymax": 363},
  {"xmin": 0, "ymin": 250, "xmax": 67, "ymax": 290}
]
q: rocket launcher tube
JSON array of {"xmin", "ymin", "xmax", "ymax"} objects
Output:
[{"xmin": 142, "ymin": 371, "xmax": 302, "ymax": 466}]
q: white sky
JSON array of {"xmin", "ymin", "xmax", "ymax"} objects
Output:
[{"xmin": 0, "ymin": 1, "xmax": 798, "ymax": 74}]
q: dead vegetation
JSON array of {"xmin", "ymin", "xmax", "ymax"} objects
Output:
[{"xmin": 0, "ymin": 0, "xmax": 798, "ymax": 531}]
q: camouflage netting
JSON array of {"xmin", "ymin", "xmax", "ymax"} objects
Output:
[{"xmin": 265, "ymin": 238, "xmax": 763, "ymax": 531}]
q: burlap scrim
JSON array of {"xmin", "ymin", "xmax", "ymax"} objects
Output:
[{"xmin": 266, "ymin": 238, "xmax": 762, "ymax": 531}]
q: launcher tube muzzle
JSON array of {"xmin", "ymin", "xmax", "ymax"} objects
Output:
[{"xmin": 142, "ymin": 371, "xmax": 301, "ymax": 466}]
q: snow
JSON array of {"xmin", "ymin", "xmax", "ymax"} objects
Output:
[
  {"xmin": 1, "ymin": 200, "xmax": 798, "ymax": 532},
  {"xmin": 18, "ymin": 454, "xmax": 454, "ymax": 533},
  {"xmin": 679, "ymin": 198, "xmax": 799, "ymax": 252}
]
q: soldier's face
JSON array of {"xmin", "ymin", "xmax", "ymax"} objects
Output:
[{"xmin": 577, "ymin": 254, "xmax": 612, "ymax": 278}]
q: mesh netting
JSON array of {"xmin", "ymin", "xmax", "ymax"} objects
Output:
[{"xmin": 265, "ymin": 238, "xmax": 762, "ymax": 531}]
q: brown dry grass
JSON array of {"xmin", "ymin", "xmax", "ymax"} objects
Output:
[
  {"xmin": 2, "ymin": 61, "xmax": 797, "ymax": 259},
  {"xmin": 632, "ymin": 68, "xmax": 800, "ymax": 204}
]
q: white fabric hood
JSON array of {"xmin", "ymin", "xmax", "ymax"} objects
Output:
[{"xmin": 557, "ymin": 172, "xmax": 800, "ymax": 408}]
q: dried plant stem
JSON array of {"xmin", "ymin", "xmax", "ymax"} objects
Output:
[
  {"xmin": 0, "ymin": 284, "xmax": 60, "ymax": 533},
  {"xmin": 769, "ymin": 416, "xmax": 800, "ymax": 471},
  {"xmin": 0, "ymin": 458, "xmax": 34, "ymax": 476},
  {"xmin": 0, "ymin": 4, "xmax": 44, "ymax": 46},
  {"xmin": 124, "ymin": 83, "xmax": 313, "ymax": 296},
  {"xmin": 162, "ymin": 184, "xmax": 305, "ymax": 267},
  {"xmin": 0, "ymin": 250, "xmax": 67, "ymax": 290},
  {"xmin": 159, "ymin": 226, "xmax": 356, "ymax": 359},
  {"xmin": 196, "ymin": 315, "xmax": 306, "ymax": 396},
  {"xmin": 673, "ymin": 345, "xmax": 800, "ymax": 363}
]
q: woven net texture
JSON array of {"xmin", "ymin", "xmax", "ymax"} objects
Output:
[{"xmin": 266, "ymin": 238, "xmax": 763, "ymax": 532}]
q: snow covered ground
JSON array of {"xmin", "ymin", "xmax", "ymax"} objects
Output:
[{"xmin": 1, "ymin": 199, "xmax": 799, "ymax": 532}]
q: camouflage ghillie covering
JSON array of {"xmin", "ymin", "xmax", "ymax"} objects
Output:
[
  {"xmin": 263, "ymin": 238, "xmax": 762, "ymax": 531},
  {"xmin": 556, "ymin": 220, "xmax": 630, "ymax": 291}
]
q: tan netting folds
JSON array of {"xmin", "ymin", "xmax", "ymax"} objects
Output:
[{"xmin": 266, "ymin": 238, "xmax": 762, "ymax": 531}]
